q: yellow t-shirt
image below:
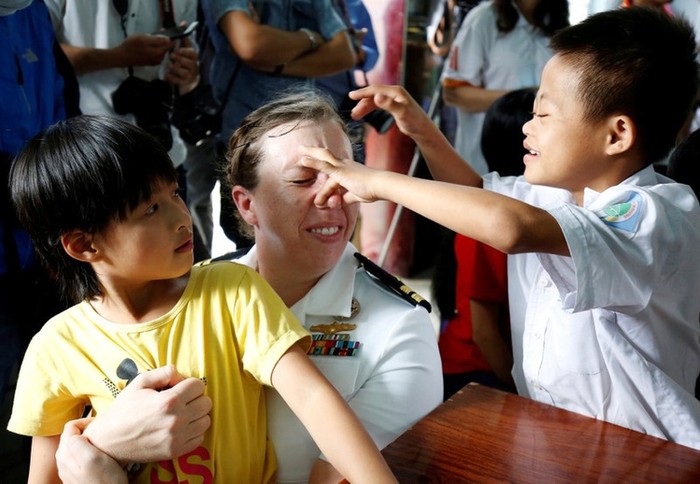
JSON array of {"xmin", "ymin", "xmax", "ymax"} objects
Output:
[{"xmin": 8, "ymin": 261, "xmax": 310, "ymax": 483}]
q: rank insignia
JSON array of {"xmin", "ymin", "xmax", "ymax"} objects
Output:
[
  {"xmin": 309, "ymin": 321, "xmax": 357, "ymax": 334},
  {"xmin": 336, "ymin": 298, "xmax": 361, "ymax": 321}
]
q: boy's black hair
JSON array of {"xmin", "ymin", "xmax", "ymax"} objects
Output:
[
  {"xmin": 10, "ymin": 115, "xmax": 177, "ymax": 303},
  {"xmin": 550, "ymin": 6, "xmax": 699, "ymax": 165},
  {"xmin": 481, "ymin": 88, "xmax": 535, "ymax": 177}
]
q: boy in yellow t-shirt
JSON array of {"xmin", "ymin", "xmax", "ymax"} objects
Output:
[{"xmin": 7, "ymin": 115, "xmax": 396, "ymax": 483}]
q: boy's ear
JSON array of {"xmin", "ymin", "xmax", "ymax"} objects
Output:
[
  {"xmin": 605, "ymin": 114, "xmax": 636, "ymax": 156},
  {"xmin": 231, "ymin": 185, "xmax": 258, "ymax": 226},
  {"xmin": 61, "ymin": 230, "xmax": 98, "ymax": 262}
]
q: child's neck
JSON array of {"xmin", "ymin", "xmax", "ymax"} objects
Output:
[{"xmin": 90, "ymin": 274, "xmax": 190, "ymax": 324}]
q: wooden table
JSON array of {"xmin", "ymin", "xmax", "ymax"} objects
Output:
[{"xmin": 382, "ymin": 384, "xmax": 700, "ymax": 482}]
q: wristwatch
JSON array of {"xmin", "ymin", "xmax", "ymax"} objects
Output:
[{"xmin": 299, "ymin": 28, "xmax": 319, "ymax": 51}]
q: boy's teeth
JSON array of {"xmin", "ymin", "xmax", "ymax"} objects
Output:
[{"xmin": 311, "ymin": 226, "xmax": 339, "ymax": 235}]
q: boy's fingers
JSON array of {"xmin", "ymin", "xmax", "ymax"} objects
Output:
[{"xmin": 299, "ymin": 146, "xmax": 342, "ymax": 167}]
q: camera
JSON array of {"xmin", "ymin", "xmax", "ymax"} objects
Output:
[
  {"xmin": 339, "ymin": 94, "xmax": 395, "ymax": 135},
  {"xmin": 112, "ymin": 76, "xmax": 175, "ymax": 150},
  {"xmin": 172, "ymin": 85, "xmax": 222, "ymax": 146}
]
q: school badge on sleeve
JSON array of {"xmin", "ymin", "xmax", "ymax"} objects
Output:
[{"xmin": 595, "ymin": 192, "xmax": 644, "ymax": 233}]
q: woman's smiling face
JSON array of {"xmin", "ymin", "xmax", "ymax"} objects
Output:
[{"xmin": 244, "ymin": 119, "xmax": 358, "ymax": 277}]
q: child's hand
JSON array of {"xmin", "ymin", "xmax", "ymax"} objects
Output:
[
  {"xmin": 299, "ymin": 146, "xmax": 382, "ymax": 207},
  {"xmin": 349, "ymin": 85, "xmax": 432, "ymax": 141},
  {"xmin": 56, "ymin": 418, "xmax": 127, "ymax": 484},
  {"xmin": 83, "ymin": 365, "xmax": 212, "ymax": 464}
]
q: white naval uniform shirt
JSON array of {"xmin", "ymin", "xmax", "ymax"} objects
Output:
[
  {"xmin": 238, "ymin": 243, "xmax": 442, "ymax": 483},
  {"xmin": 442, "ymin": 0, "xmax": 552, "ymax": 175},
  {"xmin": 485, "ymin": 166, "xmax": 700, "ymax": 450}
]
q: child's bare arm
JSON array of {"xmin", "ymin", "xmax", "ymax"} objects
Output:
[
  {"xmin": 28, "ymin": 435, "xmax": 61, "ymax": 484},
  {"xmin": 348, "ymin": 85, "xmax": 482, "ymax": 187},
  {"xmin": 299, "ymin": 149, "xmax": 568, "ymax": 256},
  {"xmin": 271, "ymin": 343, "xmax": 397, "ymax": 484},
  {"xmin": 442, "ymin": 83, "xmax": 509, "ymax": 113}
]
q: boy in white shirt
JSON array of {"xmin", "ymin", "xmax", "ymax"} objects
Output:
[{"xmin": 301, "ymin": 7, "xmax": 700, "ymax": 449}]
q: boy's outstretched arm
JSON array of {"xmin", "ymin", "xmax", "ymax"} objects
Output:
[
  {"xmin": 348, "ymin": 85, "xmax": 482, "ymax": 188},
  {"xmin": 300, "ymin": 148, "xmax": 569, "ymax": 256},
  {"xmin": 272, "ymin": 343, "xmax": 397, "ymax": 484}
]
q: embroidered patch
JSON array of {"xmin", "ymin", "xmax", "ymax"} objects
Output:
[{"xmin": 595, "ymin": 192, "xmax": 644, "ymax": 232}]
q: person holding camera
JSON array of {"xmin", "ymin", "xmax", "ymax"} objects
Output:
[
  {"xmin": 200, "ymin": 0, "xmax": 357, "ymax": 248},
  {"xmin": 45, "ymin": 0, "xmax": 199, "ymax": 165}
]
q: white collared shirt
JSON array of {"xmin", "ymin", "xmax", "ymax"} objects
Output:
[{"xmin": 485, "ymin": 167, "xmax": 700, "ymax": 449}]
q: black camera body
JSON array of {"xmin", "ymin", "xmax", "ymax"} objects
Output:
[
  {"xmin": 172, "ymin": 85, "xmax": 222, "ymax": 147},
  {"xmin": 112, "ymin": 76, "xmax": 175, "ymax": 150}
]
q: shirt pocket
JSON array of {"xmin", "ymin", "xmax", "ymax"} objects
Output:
[
  {"xmin": 549, "ymin": 309, "xmax": 604, "ymax": 375},
  {"xmin": 310, "ymin": 355, "xmax": 360, "ymax": 398}
]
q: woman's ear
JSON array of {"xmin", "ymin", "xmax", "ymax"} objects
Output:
[
  {"xmin": 61, "ymin": 230, "xmax": 98, "ymax": 262},
  {"xmin": 605, "ymin": 114, "xmax": 636, "ymax": 156},
  {"xmin": 231, "ymin": 185, "xmax": 258, "ymax": 226}
]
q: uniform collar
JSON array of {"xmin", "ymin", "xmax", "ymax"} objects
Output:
[
  {"xmin": 236, "ymin": 242, "xmax": 358, "ymax": 322},
  {"xmin": 291, "ymin": 243, "xmax": 358, "ymax": 321},
  {"xmin": 581, "ymin": 164, "xmax": 659, "ymax": 208}
]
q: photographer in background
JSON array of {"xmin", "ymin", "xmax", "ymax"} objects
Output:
[{"xmin": 45, "ymin": 0, "xmax": 199, "ymax": 175}]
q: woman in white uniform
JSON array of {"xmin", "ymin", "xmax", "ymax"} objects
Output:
[{"xmin": 223, "ymin": 91, "xmax": 443, "ymax": 483}]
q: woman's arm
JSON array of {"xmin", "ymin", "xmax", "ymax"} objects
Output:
[{"xmin": 56, "ymin": 419, "xmax": 128, "ymax": 484}]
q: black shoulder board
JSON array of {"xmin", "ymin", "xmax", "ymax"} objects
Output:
[
  {"xmin": 210, "ymin": 246, "xmax": 252, "ymax": 263},
  {"xmin": 354, "ymin": 252, "xmax": 432, "ymax": 313}
]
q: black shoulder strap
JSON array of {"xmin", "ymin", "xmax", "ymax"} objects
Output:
[
  {"xmin": 210, "ymin": 246, "xmax": 252, "ymax": 262},
  {"xmin": 354, "ymin": 252, "xmax": 432, "ymax": 312}
]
